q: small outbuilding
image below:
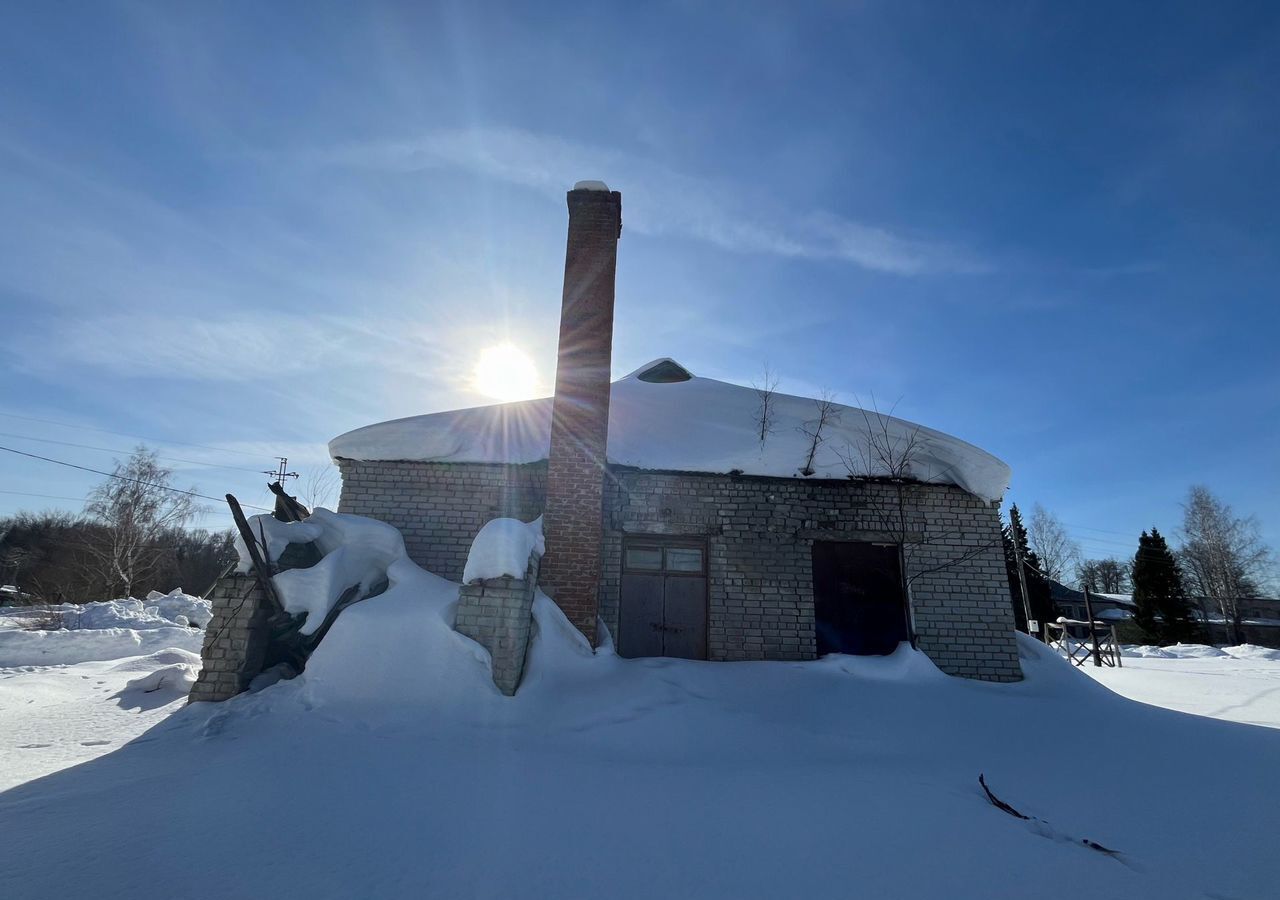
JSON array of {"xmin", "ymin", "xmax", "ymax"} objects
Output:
[{"xmin": 330, "ymin": 182, "xmax": 1022, "ymax": 684}]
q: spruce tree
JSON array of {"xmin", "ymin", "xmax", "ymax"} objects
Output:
[
  {"xmin": 1131, "ymin": 531, "xmax": 1160, "ymax": 638},
  {"xmin": 1132, "ymin": 527, "xmax": 1198, "ymax": 645}
]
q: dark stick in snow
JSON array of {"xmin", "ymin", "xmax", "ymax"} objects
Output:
[{"xmin": 978, "ymin": 774, "xmax": 1121, "ymax": 857}]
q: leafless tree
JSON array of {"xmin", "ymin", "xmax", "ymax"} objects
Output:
[
  {"xmin": 837, "ymin": 400, "xmax": 1005, "ymax": 638},
  {"xmin": 1076, "ymin": 557, "xmax": 1130, "ymax": 594},
  {"xmin": 798, "ymin": 389, "xmax": 840, "ymax": 476},
  {"xmin": 1027, "ymin": 504, "xmax": 1081, "ymax": 583},
  {"xmin": 300, "ymin": 464, "xmax": 340, "ymax": 511},
  {"xmin": 751, "ymin": 363, "xmax": 780, "ymax": 449},
  {"xmin": 1179, "ymin": 485, "xmax": 1275, "ymax": 643},
  {"xmin": 82, "ymin": 447, "xmax": 199, "ymax": 599}
]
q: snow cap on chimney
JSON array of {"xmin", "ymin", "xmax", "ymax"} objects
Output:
[{"xmin": 573, "ymin": 179, "xmax": 611, "ymax": 191}]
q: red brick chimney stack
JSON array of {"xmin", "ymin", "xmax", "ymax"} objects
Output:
[{"xmin": 540, "ymin": 181, "xmax": 622, "ymax": 646}]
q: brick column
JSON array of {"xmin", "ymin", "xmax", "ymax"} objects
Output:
[
  {"xmin": 189, "ymin": 574, "xmax": 273, "ymax": 703},
  {"xmin": 455, "ymin": 555, "xmax": 540, "ymax": 695},
  {"xmin": 539, "ymin": 184, "xmax": 622, "ymax": 645}
]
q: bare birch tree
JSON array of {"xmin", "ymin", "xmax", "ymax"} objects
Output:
[
  {"xmin": 300, "ymin": 464, "xmax": 340, "ymax": 511},
  {"xmin": 837, "ymin": 400, "xmax": 1005, "ymax": 636},
  {"xmin": 83, "ymin": 447, "xmax": 199, "ymax": 598},
  {"xmin": 1179, "ymin": 485, "xmax": 1275, "ymax": 643},
  {"xmin": 798, "ymin": 390, "xmax": 840, "ymax": 476},
  {"xmin": 751, "ymin": 364, "xmax": 780, "ymax": 449},
  {"xmin": 1027, "ymin": 504, "xmax": 1080, "ymax": 583},
  {"xmin": 1076, "ymin": 558, "xmax": 1130, "ymax": 594}
]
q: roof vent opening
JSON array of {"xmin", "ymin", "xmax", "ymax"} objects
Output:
[{"xmin": 635, "ymin": 359, "xmax": 693, "ymax": 383}]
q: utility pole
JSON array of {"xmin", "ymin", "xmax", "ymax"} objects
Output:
[
  {"xmin": 1083, "ymin": 585, "xmax": 1102, "ymax": 667},
  {"xmin": 1012, "ymin": 536, "xmax": 1035, "ymax": 636}
]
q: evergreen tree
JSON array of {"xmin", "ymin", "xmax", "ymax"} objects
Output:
[
  {"xmin": 1131, "ymin": 527, "xmax": 1198, "ymax": 644},
  {"xmin": 1003, "ymin": 504, "xmax": 1054, "ymax": 632},
  {"xmin": 1131, "ymin": 531, "xmax": 1160, "ymax": 637}
]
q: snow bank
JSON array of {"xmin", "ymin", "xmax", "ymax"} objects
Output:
[
  {"xmin": 141, "ymin": 588, "xmax": 213, "ymax": 627},
  {"xmin": 1124, "ymin": 643, "xmax": 1229, "ymax": 660},
  {"xmin": 0, "ymin": 591, "xmax": 211, "ymax": 632},
  {"xmin": 0, "ymin": 592, "xmax": 209, "ymax": 667},
  {"xmin": 300, "ymin": 559, "xmax": 496, "ymax": 710},
  {"xmin": 1122, "ymin": 643, "xmax": 1280, "ymax": 661},
  {"xmin": 113, "ymin": 649, "xmax": 202, "ymax": 697},
  {"xmin": 462, "ymin": 516, "xmax": 544, "ymax": 583},
  {"xmin": 1221, "ymin": 644, "xmax": 1280, "ymax": 661},
  {"xmin": 0, "ymin": 627, "xmax": 203, "ymax": 667},
  {"xmin": 329, "ymin": 362, "xmax": 1012, "ymax": 502}
]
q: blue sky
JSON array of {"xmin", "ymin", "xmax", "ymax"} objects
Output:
[{"xmin": 1, "ymin": 1, "xmax": 1277, "ymax": 562}]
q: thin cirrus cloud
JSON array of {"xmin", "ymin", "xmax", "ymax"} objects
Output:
[{"xmin": 309, "ymin": 126, "xmax": 988, "ymax": 277}]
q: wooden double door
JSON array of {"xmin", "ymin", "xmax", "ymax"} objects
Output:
[{"xmin": 618, "ymin": 539, "xmax": 708, "ymax": 660}]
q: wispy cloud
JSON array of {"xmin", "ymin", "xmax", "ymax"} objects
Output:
[{"xmin": 307, "ymin": 126, "xmax": 987, "ymax": 276}]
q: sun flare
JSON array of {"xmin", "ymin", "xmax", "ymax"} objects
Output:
[{"xmin": 473, "ymin": 344, "xmax": 539, "ymax": 402}]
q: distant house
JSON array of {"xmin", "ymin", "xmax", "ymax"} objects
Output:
[
  {"xmin": 0, "ymin": 584, "xmax": 32, "ymax": 605},
  {"xmin": 329, "ymin": 183, "xmax": 1023, "ymax": 684},
  {"xmin": 1049, "ymin": 580, "xmax": 1134, "ymax": 623}
]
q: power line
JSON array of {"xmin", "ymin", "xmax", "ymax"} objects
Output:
[
  {"xmin": 0, "ymin": 490, "xmax": 96, "ymax": 504},
  {"xmin": 0, "ymin": 489, "xmax": 237, "ymax": 520},
  {"xmin": 0, "ymin": 445, "xmax": 272, "ymax": 512},
  {"xmin": 1060, "ymin": 521, "xmax": 1137, "ymax": 538},
  {"xmin": 0, "ymin": 431, "xmax": 266, "ymax": 475},
  {"xmin": 0, "ymin": 410, "xmax": 267, "ymax": 460}
]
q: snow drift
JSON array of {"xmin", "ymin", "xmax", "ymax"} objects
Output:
[
  {"xmin": 236, "ymin": 509, "xmax": 407, "ymax": 635},
  {"xmin": 0, "ymin": 590, "xmax": 209, "ymax": 668}
]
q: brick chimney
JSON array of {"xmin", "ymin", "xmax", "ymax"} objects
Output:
[{"xmin": 539, "ymin": 181, "xmax": 622, "ymax": 645}]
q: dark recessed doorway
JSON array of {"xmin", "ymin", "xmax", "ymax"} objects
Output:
[{"xmin": 812, "ymin": 541, "xmax": 910, "ymax": 656}]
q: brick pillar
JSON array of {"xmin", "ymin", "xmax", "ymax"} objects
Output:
[
  {"xmin": 189, "ymin": 574, "xmax": 273, "ymax": 703},
  {"xmin": 539, "ymin": 183, "xmax": 622, "ymax": 645},
  {"xmin": 455, "ymin": 554, "xmax": 540, "ymax": 696}
]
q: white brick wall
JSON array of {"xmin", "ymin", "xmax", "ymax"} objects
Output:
[{"xmin": 336, "ymin": 459, "xmax": 1023, "ymax": 682}]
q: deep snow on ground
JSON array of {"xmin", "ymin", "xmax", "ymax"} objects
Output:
[
  {"xmin": 2, "ymin": 589, "xmax": 1279, "ymax": 899},
  {"xmin": 0, "ymin": 592, "xmax": 207, "ymax": 790},
  {"xmin": 0, "ymin": 648, "xmax": 201, "ymax": 791},
  {"xmin": 1079, "ymin": 644, "xmax": 1280, "ymax": 730}
]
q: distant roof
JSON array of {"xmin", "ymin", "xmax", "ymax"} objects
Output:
[
  {"xmin": 329, "ymin": 358, "xmax": 1012, "ymax": 502},
  {"xmin": 1049, "ymin": 581, "xmax": 1136, "ymax": 608}
]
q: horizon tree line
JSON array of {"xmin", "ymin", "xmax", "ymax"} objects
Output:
[{"xmin": 1005, "ymin": 486, "xmax": 1276, "ymax": 645}]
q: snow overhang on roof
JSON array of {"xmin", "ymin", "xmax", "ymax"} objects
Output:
[{"xmin": 329, "ymin": 359, "xmax": 1012, "ymax": 502}]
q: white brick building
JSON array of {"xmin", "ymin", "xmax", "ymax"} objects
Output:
[{"xmin": 330, "ymin": 183, "xmax": 1023, "ymax": 684}]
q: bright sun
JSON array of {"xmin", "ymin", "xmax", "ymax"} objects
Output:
[{"xmin": 473, "ymin": 344, "xmax": 539, "ymax": 401}]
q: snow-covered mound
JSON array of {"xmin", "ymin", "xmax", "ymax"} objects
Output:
[
  {"xmin": 462, "ymin": 516, "xmax": 544, "ymax": 583},
  {"xmin": 1123, "ymin": 643, "xmax": 1280, "ymax": 661},
  {"xmin": 0, "ymin": 590, "xmax": 209, "ymax": 668},
  {"xmin": 329, "ymin": 360, "xmax": 1011, "ymax": 502},
  {"xmin": 234, "ymin": 508, "xmax": 412, "ymax": 635},
  {"xmin": 5, "ymin": 595, "xmax": 1280, "ymax": 900},
  {"xmin": 114, "ymin": 649, "xmax": 202, "ymax": 700}
]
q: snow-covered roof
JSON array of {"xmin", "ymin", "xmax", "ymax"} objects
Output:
[{"xmin": 329, "ymin": 359, "xmax": 1012, "ymax": 502}]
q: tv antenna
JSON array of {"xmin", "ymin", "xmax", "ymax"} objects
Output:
[{"xmin": 264, "ymin": 457, "xmax": 300, "ymax": 485}]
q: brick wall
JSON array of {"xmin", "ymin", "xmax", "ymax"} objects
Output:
[
  {"xmin": 599, "ymin": 470, "xmax": 1021, "ymax": 681},
  {"xmin": 335, "ymin": 458, "xmax": 545, "ymax": 581},
  {"xmin": 335, "ymin": 459, "xmax": 1022, "ymax": 682}
]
